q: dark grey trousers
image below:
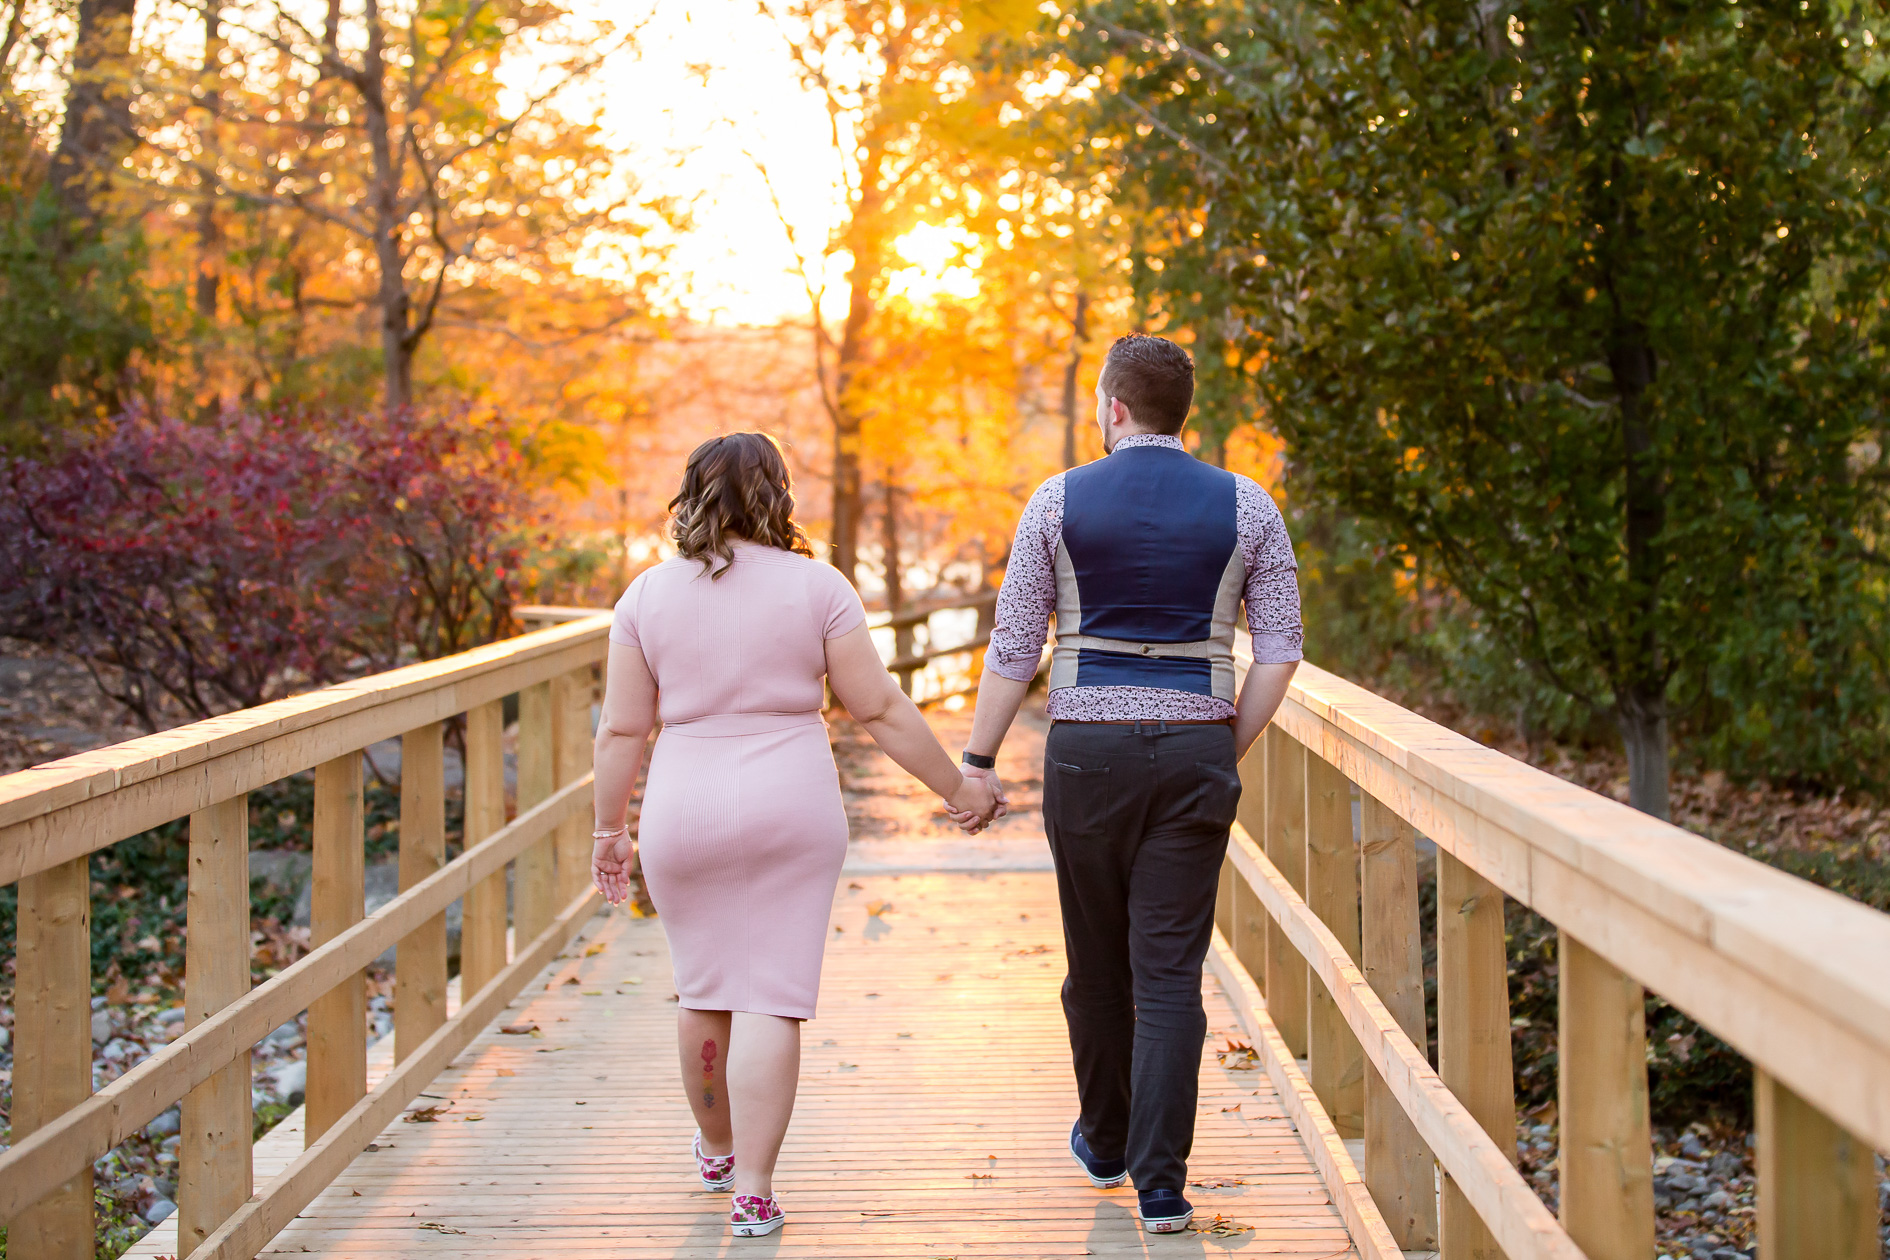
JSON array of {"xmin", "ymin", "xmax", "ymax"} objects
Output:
[{"xmin": 1042, "ymin": 719, "xmax": 1241, "ymax": 1194}]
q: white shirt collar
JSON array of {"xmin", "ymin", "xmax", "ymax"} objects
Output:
[{"xmin": 1112, "ymin": 433, "xmax": 1186, "ymax": 453}]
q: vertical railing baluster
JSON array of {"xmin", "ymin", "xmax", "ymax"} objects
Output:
[
  {"xmin": 1305, "ymin": 756, "xmax": 1363, "ymax": 1138},
  {"xmin": 180, "ymin": 795, "xmax": 253, "ymax": 1255},
  {"xmin": 307, "ymin": 753, "xmax": 365, "ymax": 1144},
  {"xmin": 1558, "ymin": 933, "xmax": 1654, "ymax": 1259},
  {"xmin": 396, "ymin": 722, "xmax": 448, "ymax": 1062},
  {"xmin": 11, "ymin": 854, "xmax": 93, "ymax": 1259},
  {"xmin": 1264, "ymin": 734, "xmax": 1309, "ymax": 1057},
  {"xmin": 1232, "ymin": 729, "xmax": 1269, "ymax": 994},
  {"xmin": 1756, "ymin": 1070, "xmax": 1880, "ymax": 1260},
  {"xmin": 1437, "ymin": 849, "xmax": 1515, "ymax": 1260},
  {"xmin": 460, "ymin": 700, "xmax": 509, "ymax": 997},
  {"xmin": 552, "ymin": 667, "xmax": 592, "ymax": 906},
  {"xmin": 514, "ymin": 680, "xmax": 556, "ymax": 943},
  {"xmin": 1360, "ymin": 797, "xmax": 1437, "ymax": 1249}
]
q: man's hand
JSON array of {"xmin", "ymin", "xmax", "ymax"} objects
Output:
[{"xmin": 960, "ymin": 764, "xmax": 1010, "ymax": 820}]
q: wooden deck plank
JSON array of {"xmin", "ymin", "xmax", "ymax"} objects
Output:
[{"xmin": 263, "ymin": 869, "xmax": 1359, "ymax": 1258}]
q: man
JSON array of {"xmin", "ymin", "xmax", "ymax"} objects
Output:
[{"xmin": 956, "ymin": 333, "xmax": 1302, "ymax": 1234}]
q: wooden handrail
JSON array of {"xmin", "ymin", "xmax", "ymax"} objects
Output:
[
  {"xmin": 1223, "ymin": 642, "xmax": 1890, "ymax": 1259},
  {"xmin": 0, "ymin": 772, "xmax": 594, "ymax": 1220},
  {"xmin": 1, "ymin": 617, "xmax": 611, "ymax": 1258},
  {"xmin": 0, "ymin": 614, "xmax": 611, "ymax": 885}
]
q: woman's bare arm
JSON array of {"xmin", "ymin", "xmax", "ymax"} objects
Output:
[
  {"xmin": 591, "ymin": 640, "xmax": 658, "ymax": 904},
  {"xmin": 823, "ymin": 622, "xmax": 996, "ymax": 821}
]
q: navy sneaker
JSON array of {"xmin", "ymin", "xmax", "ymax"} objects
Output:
[
  {"xmin": 1137, "ymin": 1189, "xmax": 1194, "ymax": 1234},
  {"xmin": 1068, "ymin": 1120, "xmax": 1128, "ymax": 1189}
]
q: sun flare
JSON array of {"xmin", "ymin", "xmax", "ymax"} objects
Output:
[{"xmin": 886, "ymin": 221, "xmax": 982, "ymax": 304}]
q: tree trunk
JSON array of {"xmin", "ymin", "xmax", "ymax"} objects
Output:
[
  {"xmin": 883, "ymin": 478, "xmax": 913, "ymax": 694},
  {"xmin": 1610, "ymin": 326, "xmax": 1668, "ymax": 819},
  {"xmin": 48, "ymin": 0, "xmax": 138, "ymax": 240},
  {"xmin": 358, "ymin": 0, "xmax": 413, "ymax": 410},
  {"xmin": 1060, "ymin": 290, "xmax": 1089, "ymax": 469},
  {"xmin": 1616, "ymin": 697, "xmax": 1670, "ymax": 821},
  {"xmin": 193, "ymin": 5, "xmax": 223, "ymax": 408}
]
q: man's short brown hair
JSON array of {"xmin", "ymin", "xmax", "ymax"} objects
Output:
[{"xmin": 1098, "ymin": 334, "xmax": 1195, "ymax": 435}]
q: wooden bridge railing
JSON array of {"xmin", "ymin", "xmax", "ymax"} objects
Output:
[
  {"xmin": 0, "ymin": 614, "xmax": 612, "ymax": 1259},
  {"xmin": 1214, "ymin": 649, "xmax": 1890, "ymax": 1260}
]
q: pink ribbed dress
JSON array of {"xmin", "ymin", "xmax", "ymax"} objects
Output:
[{"xmin": 610, "ymin": 541, "xmax": 865, "ymax": 1020}]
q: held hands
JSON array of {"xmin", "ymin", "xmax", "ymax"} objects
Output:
[
  {"xmin": 944, "ymin": 765, "xmax": 1009, "ymax": 835},
  {"xmin": 591, "ymin": 826, "xmax": 636, "ymax": 906}
]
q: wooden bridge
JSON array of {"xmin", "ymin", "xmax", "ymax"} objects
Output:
[{"xmin": 2, "ymin": 608, "xmax": 1887, "ymax": 1259}]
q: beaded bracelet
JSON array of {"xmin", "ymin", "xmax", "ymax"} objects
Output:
[{"xmin": 592, "ymin": 825, "xmax": 629, "ymax": 840}]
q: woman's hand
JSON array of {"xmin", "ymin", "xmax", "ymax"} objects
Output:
[
  {"xmin": 945, "ymin": 773, "xmax": 999, "ymax": 833},
  {"xmin": 592, "ymin": 826, "xmax": 635, "ymax": 905}
]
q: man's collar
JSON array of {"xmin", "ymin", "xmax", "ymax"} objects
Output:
[{"xmin": 1111, "ymin": 433, "xmax": 1186, "ymax": 453}]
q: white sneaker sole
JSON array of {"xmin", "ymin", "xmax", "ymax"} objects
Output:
[
  {"xmin": 1140, "ymin": 1208, "xmax": 1194, "ymax": 1233},
  {"xmin": 731, "ymin": 1214, "xmax": 785, "ymax": 1237},
  {"xmin": 701, "ymin": 1173, "xmax": 734, "ymax": 1190}
]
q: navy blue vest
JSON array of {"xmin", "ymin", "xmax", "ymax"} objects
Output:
[{"xmin": 1050, "ymin": 444, "xmax": 1245, "ymax": 700}]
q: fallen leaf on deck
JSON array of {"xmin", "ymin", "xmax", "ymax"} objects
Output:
[
  {"xmin": 500, "ymin": 1024, "xmax": 539, "ymax": 1036},
  {"xmin": 847, "ymin": 881, "xmax": 865, "ymax": 890},
  {"xmin": 580, "ymin": 990, "xmax": 603, "ymax": 996},
  {"xmin": 417, "ymin": 1222, "xmax": 466, "ymax": 1234},
  {"xmin": 464, "ymin": 1114, "xmax": 485, "ymax": 1122},
  {"xmin": 967, "ymin": 1174, "xmax": 995, "ymax": 1180},
  {"xmin": 560, "ymin": 976, "xmax": 580, "ymax": 986},
  {"xmin": 1220, "ymin": 1103, "xmax": 1242, "ymax": 1113},
  {"xmin": 866, "ymin": 900, "xmax": 892, "ymax": 916},
  {"xmin": 583, "ymin": 943, "xmax": 607, "ymax": 956},
  {"xmin": 619, "ymin": 977, "xmax": 643, "ymax": 984},
  {"xmin": 496, "ymin": 1069, "xmax": 516, "ymax": 1077},
  {"xmin": 1187, "ymin": 1214, "xmax": 1254, "ymax": 1237},
  {"xmin": 1188, "ymin": 1178, "xmax": 1247, "ymax": 1189},
  {"xmin": 404, "ymin": 1104, "xmax": 451, "ymax": 1123}
]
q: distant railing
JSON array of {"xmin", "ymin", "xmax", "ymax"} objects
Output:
[
  {"xmin": 1211, "ymin": 647, "xmax": 1890, "ymax": 1260},
  {"xmin": 0, "ymin": 616, "xmax": 611, "ymax": 1259},
  {"xmin": 524, "ymin": 589, "xmax": 1005, "ymax": 699}
]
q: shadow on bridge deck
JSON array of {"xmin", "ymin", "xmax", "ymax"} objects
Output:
[{"xmin": 201, "ymin": 865, "xmax": 1354, "ymax": 1258}]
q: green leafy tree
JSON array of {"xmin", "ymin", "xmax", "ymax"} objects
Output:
[{"xmin": 1067, "ymin": 0, "xmax": 1890, "ymax": 812}]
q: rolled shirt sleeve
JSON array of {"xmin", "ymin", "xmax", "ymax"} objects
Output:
[
  {"xmin": 982, "ymin": 474, "xmax": 1063, "ymax": 683},
  {"xmin": 1235, "ymin": 476, "xmax": 1304, "ymax": 664}
]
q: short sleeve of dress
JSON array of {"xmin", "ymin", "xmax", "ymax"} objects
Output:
[
  {"xmin": 609, "ymin": 572, "xmax": 646, "ymax": 648},
  {"xmin": 815, "ymin": 562, "xmax": 868, "ymax": 639}
]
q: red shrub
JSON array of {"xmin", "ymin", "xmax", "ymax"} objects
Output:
[{"xmin": 0, "ymin": 408, "xmax": 538, "ymax": 729}]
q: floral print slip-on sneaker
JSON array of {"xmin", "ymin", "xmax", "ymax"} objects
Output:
[
  {"xmin": 729, "ymin": 1193, "xmax": 786, "ymax": 1237},
  {"xmin": 694, "ymin": 1131, "xmax": 735, "ymax": 1190}
]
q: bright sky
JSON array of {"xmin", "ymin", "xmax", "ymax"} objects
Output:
[{"xmin": 577, "ymin": 0, "xmax": 853, "ymax": 327}]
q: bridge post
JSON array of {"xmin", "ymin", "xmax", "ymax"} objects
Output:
[
  {"xmin": 179, "ymin": 795, "xmax": 253, "ymax": 1255},
  {"xmin": 552, "ymin": 667, "xmax": 593, "ymax": 906},
  {"xmin": 1756, "ymin": 1070, "xmax": 1880, "ymax": 1260},
  {"xmin": 460, "ymin": 700, "xmax": 509, "ymax": 996},
  {"xmin": 1437, "ymin": 850, "xmax": 1515, "ymax": 1260},
  {"xmin": 1359, "ymin": 797, "xmax": 1437, "ymax": 1248},
  {"xmin": 1306, "ymin": 755, "xmax": 1364, "ymax": 1139},
  {"xmin": 1263, "ymin": 734, "xmax": 1309, "ymax": 1057},
  {"xmin": 307, "ymin": 753, "xmax": 366, "ymax": 1144},
  {"xmin": 1231, "ymin": 729, "xmax": 1269, "ymax": 995},
  {"xmin": 9, "ymin": 854, "xmax": 93, "ymax": 1259},
  {"xmin": 1557, "ymin": 933, "xmax": 1654, "ymax": 1260},
  {"xmin": 514, "ymin": 680, "xmax": 557, "ymax": 944},
  {"xmin": 396, "ymin": 723, "xmax": 448, "ymax": 1062}
]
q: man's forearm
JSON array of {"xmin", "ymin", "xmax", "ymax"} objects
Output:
[
  {"xmin": 1233, "ymin": 660, "xmax": 1298, "ymax": 761},
  {"xmin": 965, "ymin": 667, "xmax": 1032, "ymax": 758}
]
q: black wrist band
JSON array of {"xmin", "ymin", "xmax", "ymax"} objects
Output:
[{"xmin": 960, "ymin": 750, "xmax": 996, "ymax": 770}]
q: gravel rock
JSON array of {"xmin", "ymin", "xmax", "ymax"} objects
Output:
[
  {"xmin": 262, "ymin": 1020, "xmax": 303, "ymax": 1051},
  {"xmin": 142, "ymin": 1197, "xmax": 176, "ymax": 1225},
  {"xmin": 0, "ymin": 1025, "xmax": 10, "ymax": 1050},
  {"xmin": 271, "ymin": 1059, "xmax": 307, "ymax": 1105},
  {"xmin": 145, "ymin": 1106, "xmax": 181, "ymax": 1138},
  {"xmin": 91, "ymin": 1010, "xmax": 112, "ymax": 1045},
  {"xmin": 157, "ymin": 1006, "xmax": 187, "ymax": 1027}
]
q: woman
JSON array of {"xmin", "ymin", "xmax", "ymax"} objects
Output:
[{"xmin": 589, "ymin": 432, "xmax": 999, "ymax": 1238}]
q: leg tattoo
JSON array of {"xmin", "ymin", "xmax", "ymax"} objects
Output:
[{"xmin": 701, "ymin": 1039, "xmax": 717, "ymax": 1109}]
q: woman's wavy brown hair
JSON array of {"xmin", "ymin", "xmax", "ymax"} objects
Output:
[{"xmin": 668, "ymin": 432, "xmax": 814, "ymax": 578}]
